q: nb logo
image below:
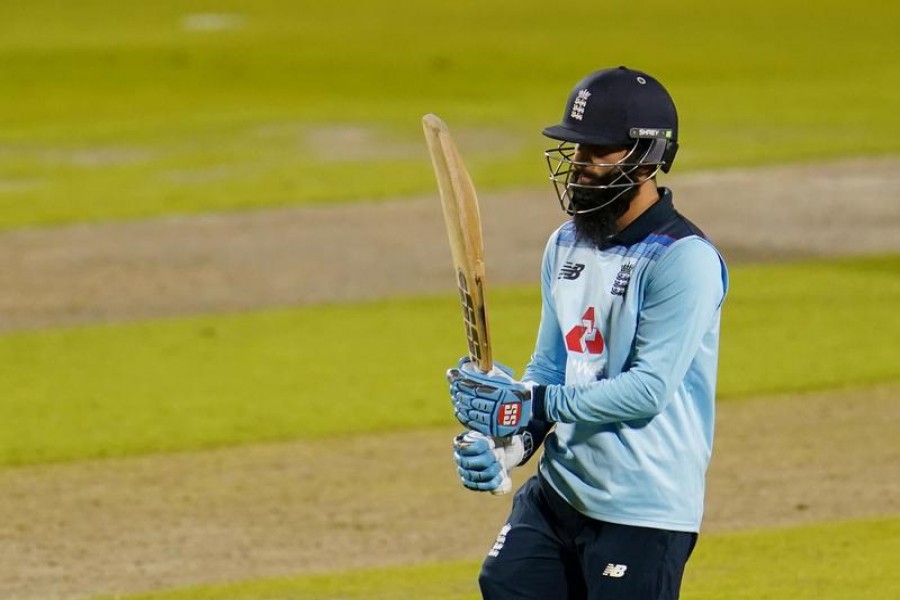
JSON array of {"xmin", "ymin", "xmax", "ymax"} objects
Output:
[
  {"xmin": 558, "ymin": 262, "xmax": 586, "ymax": 280},
  {"xmin": 601, "ymin": 563, "xmax": 628, "ymax": 578}
]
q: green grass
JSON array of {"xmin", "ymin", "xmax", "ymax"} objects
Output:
[
  {"xmin": 717, "ymin": 255, "xmax": 900, "ymax": 396},
  {"xmin": 0, "ymin": 0, "xmax": 898, "ymax": 228},
  {"xmin": 682, "ymin": 517, "xmax": 900, "ymax": 600},
  {"xmin": 93, "ymin": 560, "xmax": 483, "ymax": 600},
  {"xmin": 90, "ymin": 517, "xmax": 900, "ymax": 599},
  {"xmin": 0, "ymin": 294, "xmax": 477, "ymax": 465},
  {"xmin": 1, "ymin": 255, "xmax": 898, "ymax": 466}
]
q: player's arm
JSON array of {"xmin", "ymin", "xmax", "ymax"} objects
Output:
[
  {"xmin": 450, "ymin": 233, "xmax": 563, "ymax": 448},
  {"xmin": 538, "ymin": 238, "xmax": 727, "ymax": 424},
  {"xmin": 516, "ymin": 233, "xmax": 567, "ymax": 461},
  {"xmin": 523, "ymin": 232, "xmax": 569, "ymax": 387}
]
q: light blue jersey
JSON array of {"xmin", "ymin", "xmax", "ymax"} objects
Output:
[{"xmin": 524, "ymin": 188, "xmax": 728, "ymax": 532}]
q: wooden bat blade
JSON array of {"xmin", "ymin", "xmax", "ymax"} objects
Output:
[{"xmin": 422, "ymin": 113, "xmax": 492, "ymax": 372}]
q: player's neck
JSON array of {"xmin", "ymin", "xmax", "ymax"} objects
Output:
[{"xmin": 615, "ymin": 180, "xmax": 660, "ymax": 232}]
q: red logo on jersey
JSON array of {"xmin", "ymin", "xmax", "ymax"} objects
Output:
[{"xmin": 564, "ymin": 307, "xmax": 605, "ymax": 354}]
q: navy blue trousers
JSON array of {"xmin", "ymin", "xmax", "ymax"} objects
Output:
[{"xmin": 479, "ymin": 475, "xmax": 697, "ymax": 600}]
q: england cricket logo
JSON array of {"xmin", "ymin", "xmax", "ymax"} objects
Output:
[
  {"xmin": 488, "ymin": 523, "xmax": 512, "ymax": 557},
  {"xmin": 610, "ymin": 262, "xmax": 634, "ymax": 296},
  {"xmin": 570, "ymin": 89, "xmax": 591, "ymax": 121}
]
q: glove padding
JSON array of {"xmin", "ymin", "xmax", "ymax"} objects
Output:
[
  {"xmin": 453, "ymin": 431, "xmax": 525, "ymax": 494},
  {"xmin": 447, "ymin": 357, "xmax": 534, "ymax": 438}
]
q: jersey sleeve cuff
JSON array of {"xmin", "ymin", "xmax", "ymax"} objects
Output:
[{"xmin": 531, "ymin": 384, "xmax": 549, "ymax": 422}]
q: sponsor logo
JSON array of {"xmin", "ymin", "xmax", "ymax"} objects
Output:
[
  {"xmin": 488, "ymin": 523, "xmax": 512, "ymax": 557},
  {"xmin": 570, "ymin": 89, "xmax": 591, "ymax": 121},
  {"xmin": 629, "ymin": 127, "xmax": 673, "ymax": 139},
  {"xmin": 569, "ymin": 357, "xmax": 603, "ymax": 382},
  {"xmin": 457, "ymin": 271, "xmax": 483, "ymax": 362},
  {"xmin": 564, "ymin": 307, "xmax": 605, "ymax": 354},
  {"xmin": 602, "ymin": 563, "xmax": 628, "ymax": 578},
  {"xmin": 610, "ymin": 262, "xmax": 634, "ymax": 296},
  {"xmin": 498, "ymin": 402, "xmax": 521, "ymax": 427},
  {"xmin": 558, "ymin": 261, "xmax": 586, "ymax": 280}
]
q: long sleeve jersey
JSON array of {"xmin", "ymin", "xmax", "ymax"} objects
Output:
[{"xmin": 524, "ymin": 188, "xmax": 728, "ymax": 532}]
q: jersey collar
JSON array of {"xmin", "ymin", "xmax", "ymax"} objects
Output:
[{"xmin": 608, "ymin": 187, "xmax": 675, "ymax": 247}]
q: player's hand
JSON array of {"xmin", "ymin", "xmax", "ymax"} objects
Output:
[
  {"xmin": 453, "ymin": 431, "xmax": 525, "ymax": 494},
  {"xmin": 446, "ymin": 357, "xmax": 534, "ymax": 438}
]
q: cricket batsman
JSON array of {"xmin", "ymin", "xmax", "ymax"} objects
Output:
[{"xmin": 448, "ymin": 66, "xmax": 729, "ymax": 599}]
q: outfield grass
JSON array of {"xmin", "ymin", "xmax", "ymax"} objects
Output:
[
  {"xmin": 0, "ymin": 255, "xmax": 897, "ymax": 467},
  {"xmin": 717, "ymin": 255, "xmax": 900, "ymax": 396},
  {"xmin": 1, "ymin": 1, "xmax": 898, "ymax": 228},
  {"xmin": 90, "ymin": 517, "xmax": 899, "ymax": 600}
]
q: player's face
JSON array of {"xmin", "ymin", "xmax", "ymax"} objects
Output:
[
  {"xmin": 571, "ymin": 144, "xmax": 629, "ymax": 185},
  {"xmin": 567, "ymin": 144, "xmax": 638, "ymax": 247},
  {"xmin": 567, "ymin": 143, "xmax": 632, "ymax": 215}
]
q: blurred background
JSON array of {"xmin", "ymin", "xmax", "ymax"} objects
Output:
[{"xmin": 0, "ymin": 2, "xmax": 898, "ymax": 599}]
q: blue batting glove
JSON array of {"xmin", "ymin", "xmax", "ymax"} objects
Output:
[
  {"xmin": 453, "ymin": 431, "xmax": 526, "ymax": 494},
  {"xmin": 453, "ymin": 431, "xmax": 506, "ymax": 492},
  {"xmin": 446, "ymin": 357, "xmax": 534, "ymax": 438}
]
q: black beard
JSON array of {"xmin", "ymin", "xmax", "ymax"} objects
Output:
[{"xmin": 571, "ymin": 185, "xmax": 637, "ymax": 248}]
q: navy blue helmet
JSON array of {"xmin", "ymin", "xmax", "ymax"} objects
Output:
[{"xmin": 543, "ymin": 67, "xmax": 679, "ymax": 214}]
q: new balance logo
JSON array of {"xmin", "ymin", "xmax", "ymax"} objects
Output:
[
  {"xmin": 602, "ymin": 563, "xmax": 628, "ymax": 578},
  {"xmin": 558, "ymin": 262, "xmax": 585, "ymax": 280}
]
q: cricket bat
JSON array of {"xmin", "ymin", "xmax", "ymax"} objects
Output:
[
  {"xmin": 422, "ymin": 113, "xmax": 492, "ymax": 371},
  {"xmin": 422, "ymin": 113, "xmax": 512, "ymax": 495}
]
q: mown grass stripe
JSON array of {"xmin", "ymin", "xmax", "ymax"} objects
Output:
[
  {"xmin": 1, "ymin": 255, "xmax": 898, "ymax": 466},
  {"xmin": 1, "ymin": 1, "xmax": 898, "ymax": 228}
]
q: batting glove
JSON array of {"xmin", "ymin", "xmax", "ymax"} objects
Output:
[
  {"xmin": 453, "ymin": 431, "xmax": 526, "ymax": 494},
  {"xmin": 447, "ymin": 357, "xmax": 536, "ymax": 438}
]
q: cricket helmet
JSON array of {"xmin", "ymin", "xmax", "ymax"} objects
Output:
[{"xmin": 542, "ymin": 66, "xmax": 679, "ymax": 214}]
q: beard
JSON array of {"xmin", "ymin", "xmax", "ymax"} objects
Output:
[{"xmin": 570, "ymin": 183, "xmax": 638, "ymax": 248}]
